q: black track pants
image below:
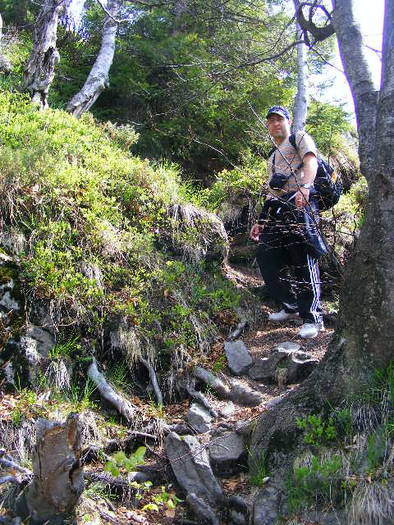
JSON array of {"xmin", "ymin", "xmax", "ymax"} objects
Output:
[{"xmin": 256, "ymin": 222, "xmax": 323, "ymax": 324}]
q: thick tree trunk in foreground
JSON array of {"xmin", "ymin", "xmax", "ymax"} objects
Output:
[
  {"xmin": 66, "ymin": 0, "xmax": 119, "ymax": 117},
  {"xmin": 251, "ymin": 0, "xmax": 394, "ymax": 460},
  {"xmin": 15, "ymin": 413, "xmax": 84, "ymax": 524},
  {"xmin": 23, "ymin": 0, "xmax": 64, "ymax": 109}
]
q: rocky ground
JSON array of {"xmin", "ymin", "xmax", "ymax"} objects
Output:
[{"xmin": 0, "ymin": 263, "xmax": 336, "ymax": 525}]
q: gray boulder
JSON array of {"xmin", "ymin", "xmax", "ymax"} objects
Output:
[
  {"xmin": 224, "ymin": 340, "xmax": 253, "ymax": 375},
  {"xmin": 251, "ymin": 484, "xmax": 283, "ymax": 525},
  {"xmin": 187, "ymin": 403, "xmax": 213, "ymax": 433},
  {"xmin": 165, "ymin": 432, "xmax": 224, "ymax": 507},
  {"xmin": 286, "ymin": 351, "xmax": 319, "ymax": 383},
  {"xmin": 209, "ymin": 431, "xmax": 247, "ymax": 477},
  {"xmin": 248, "ymin": 353, "xmax": 286, "ymax": 382},
  {"xmin": 229, "ymin": 381, "xmax": 263, "ymax": 406}
]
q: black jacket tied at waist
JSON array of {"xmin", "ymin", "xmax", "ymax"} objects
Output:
[{"xmin": 258, "ymin": 192, "xmax": 328, "ymax": 259}]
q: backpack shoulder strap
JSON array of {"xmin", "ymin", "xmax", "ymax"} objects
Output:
[
  {"xmin": 267, "ymin": 146, "xmax": 277, "ymax": 159},
  {"xmin": 288, "ymin": 133, "xmax": 297, "ymax": 150}
]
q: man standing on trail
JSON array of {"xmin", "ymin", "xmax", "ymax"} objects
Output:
[{"xmin": 250, "ymin": 106, "xmax": 327, "ymax": 339}]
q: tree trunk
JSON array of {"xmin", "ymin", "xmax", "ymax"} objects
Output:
[
  {"xmin": 0, "ymin": 12, "xmax": 11, "ymax": 74},
  {"xmin": 15, "ymin": 413, "xmax": 84, "ymax": 524},
  {"xmin": 292, "ymin": 1, "xmax": 308, "ymax": 132},
  {"xmin": 66, "ymin": 0, "xmax": 119, "ymax": 117},
  {"xmin": 23, "ymin": 0, "xmax": 64, "ymax": 109}
]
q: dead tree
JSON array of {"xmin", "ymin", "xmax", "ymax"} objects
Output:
[
  {"xmin": 66, "ymin": 0, "xmax": 120, "ymax": 117},
  {"xmin": 14, "ymin": 413, "xmax": 84, "ymax": 524},
  {"xmin": 23, "ymin": 0, "xmax": 65, "ymax": 109}
]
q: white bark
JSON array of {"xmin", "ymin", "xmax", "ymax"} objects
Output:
[
  {"xmin": 23, "ymin": 0, "xmax": 65, "ymax": 109},
  {"xmin": 87, "ymin": 358, "xmax": 136, "ymax": 422},
  {"xmin": 66, "ymin": 0, "xmax": 119, "ymax": 117},
  {"xmin": 140, "ymin": 357, "xmax": 163, "ymax": 406},
  {"xmin": 292, "ymin": 1, "xmax": 308, "ymax": 132},
  {"xmin": 331, "ymin": 0, "xmax": 378, "ymax": 172}
]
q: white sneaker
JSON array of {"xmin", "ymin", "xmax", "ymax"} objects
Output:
[
  {"xmin": 268, "ymin": 309, "xmax": 299, "ymax": 322},
  {"xmin": 298, "ymin": 322, "xmax": 324, "ymax": 339}
]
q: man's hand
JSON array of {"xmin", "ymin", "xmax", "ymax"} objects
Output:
[
  {"xmin": 250, "ymin": 223, "xmax": 263, "ymax": 241},
  {"xmin": 295, "ymin": 188, "xmax": 310, "ymax": 208}
]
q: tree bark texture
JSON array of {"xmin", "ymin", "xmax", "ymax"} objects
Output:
[
  {"xmin": 66, "ymin": 0, "xmax": 119, "ymax": 117},
  {"xmin": 23, "ymin": 0, "xmax": 64, "ymax": 109},
  {"xmin": 16, "ymin": 413, "xmax": 84, "ymax": 524},
  {"xmin": 330, "ymin": 0, "xmax": 394, "ymax": 380},
  {"xmin": 291, "ymin": 14, "xmax": 308, "ymax": 132}
]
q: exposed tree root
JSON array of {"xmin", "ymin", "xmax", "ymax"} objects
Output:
[
  {"xmin": 140, "ymin": 357, "xmax": 163, "ymax": 406},
  {"xmin": 88, "ymin": 358, "xmax": 137, "ymax": 423}
]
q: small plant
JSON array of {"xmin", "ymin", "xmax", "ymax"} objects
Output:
[
  {"xmin": 142, "ymin": 485, "xmax": 182, "ymax": 512},
  {"xmin": 48, "ymin": 336, "xmax": 80, "ymax": 360},
  {"xmin": 104, "ymin": 447, "xmax": 146, "ymax": 477},
  {"xmin": 249, "ymin": 451, "xmax": 268, "ymax": 487},
  {"xmin": 296, "ymin": 414, "xmax": 337, "ymax": 446},
  {"xmin": 287, "ymin": 454, "xmax": 342, "ymax": 511},
  {"xmin": 212, "ymin": 354, "xmax": 226, "ymax": 373}
]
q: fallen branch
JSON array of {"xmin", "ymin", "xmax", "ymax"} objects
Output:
[
  {"xmin": 87, "ymin": 359, "xmax": 136, "ymax": 423},
  {"xmin": 228, "ymin": 320, "xmax": 247, "ymax": 341},
  {"xmin": 193, "ymin": 366, "xmax": 231, "ymax": 399},
  {"xmin": 140, "ymin": 358, "xmax": 163, "ymax": 406}
]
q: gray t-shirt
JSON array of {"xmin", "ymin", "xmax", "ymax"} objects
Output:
[{"xmin": 267, "ymin": 130, "xmax": 317, "ymax": 198}]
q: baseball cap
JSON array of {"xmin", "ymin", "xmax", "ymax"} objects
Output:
[{"xmin": 266, "ymin": 106, "xmax": 291, "ymax": 120}]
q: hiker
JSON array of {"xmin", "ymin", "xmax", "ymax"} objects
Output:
[{"xmin": 250, "ymin": 105, "xmax": 327, "ymax": 339}]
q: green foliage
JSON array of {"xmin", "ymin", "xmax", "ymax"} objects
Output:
[
  {"xmin": 296, "ymin": 414, "xmax": 337, "ymax": 446},
  {"xmin": 147, "ymin": 486, "xmax": 183, "ymax": 511},
  {"xmin": 104, "ymin": 447, "xmax": 146, "ymax": 478},
  {"xmin": 48, "ymin": 337, "xmax": 81, "ymax": 360},
  {"xmin": 306, "ymin": 99, "xmax": 352, "ymax": 156},
  {"xmin": 249, "ymin": 452, "xmax": 269, "ymax": 487},
  {"xmin": 287, "ymin": 454, "xmax": 343, "ymax": 512},
  {"xmin": 64, "ymin": 378, "xmax": 97, "ymax": 412}
]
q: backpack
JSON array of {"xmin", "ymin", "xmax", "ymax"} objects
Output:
[
  {"xmin": 288, "ymin": 134, "xmax": 342, "ymax": 211},
  {"xmin": 289, "ymin": 134, "xmax": 343, "ymax": 211}
]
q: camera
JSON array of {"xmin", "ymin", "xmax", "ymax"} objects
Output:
[{"xmin": 269, "ymin": 172, "xmax": 289, "ymax": 190}]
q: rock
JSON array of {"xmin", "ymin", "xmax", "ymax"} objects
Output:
[
  {"xmin": 229, "ymin": 381, "xmax": 263, "ymax": 406},
  {"xmin": 224, "ymin": 341, "xmax": 253, "ymax": 375},
  {"xmin": 228, "ymin": 495, "xmax": 249, "ymax": 525},
  {"xmin": 248, "ymin": 353, "xmax": 286, "ymax": 382},
  {"xmin": 186, "ymin": 493, "xmax": 220, "ymax": 525},
  {"xmin": 249, "ymin": 346, "xmax": 318, "ymax": 385},
  {"xmin": 187, "ymin": 403, "xmax": 213, "ymax": 434},
  {"xmin": 273, "ymin": 341, "xmax": 301, "ymax": 352},
  {"xmin": 24, "ymin": 325, "xmax": 55, "ymax": 358},
  {"xmin": 209, "ymin": 431, "xmax": 247, "ymax": 477},
  {"xmin": 165, "ymin": 432, "xmax": 224, "ymax": 507},
  {"xmin": 286, "ymin": 351, "xmax": 319, "ymax": 383},
  {"xmin": 0, "ymin": 290, "xmax": 20, "ymax": 311},
  {"xmin": 251, "ymin": 484, "xmax": 283, "ymax": 525},
  {"xmin": 219, "ymin": 401, "xmax": 236, "ymax": 417}
]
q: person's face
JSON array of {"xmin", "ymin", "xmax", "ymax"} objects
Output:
[{"xmin": 266, "ymin": 113, "xmax": 291, "ymax": 140}]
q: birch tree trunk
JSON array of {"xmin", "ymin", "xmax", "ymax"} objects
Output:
[
  {"xmin": 23, "ymin": 0, "xmax": 64, "ymax": 109},
  {"xmin": 66, "ymin": 0, "xmax": 120, "ymax": 117},
  {"xmin": 0, "ymin": 12, "xmax": 11, "ymax": 74},
  {"xmin": 291, "ymin": 15, "xmax": 308, "ymax": 132}
]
